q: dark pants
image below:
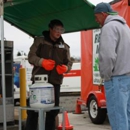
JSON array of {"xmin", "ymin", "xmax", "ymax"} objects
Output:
[{"xmin": 25, "ymin": 84, "xmax": 61, "ymax": 130}]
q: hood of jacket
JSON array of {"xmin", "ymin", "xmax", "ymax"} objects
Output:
[
  {"xmin": 104, "ymin": 15, "xmax": 126, "ymax": 25},
  {"xmin": 42, "ymin": 31, "xmax": 64, "ymax": 44}
]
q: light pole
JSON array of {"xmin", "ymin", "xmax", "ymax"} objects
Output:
[{"xmin": 0, "ymin": 0, "xmax": 7, "ymax": 130}]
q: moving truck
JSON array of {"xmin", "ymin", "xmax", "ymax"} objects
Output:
[{"xmin": 61, "ymin": 62, "xmax": 81, "ymax": 93}]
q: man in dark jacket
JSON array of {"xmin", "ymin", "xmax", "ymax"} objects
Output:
[{"xmin": 25, "ymin": 19, "xmax": 73, "ymax": 130}]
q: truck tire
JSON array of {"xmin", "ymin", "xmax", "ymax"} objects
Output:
[{"xmin": 88, "ymin": 96, "xmax": 106, "ymax": 124}]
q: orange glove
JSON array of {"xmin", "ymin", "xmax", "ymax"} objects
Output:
[
  {"xmin": 42, "ymin": 59, "xmax": 55, "ymax": 71},
  {"xmin": 56, "ymin": 65, "xmax": 68, "ymax": 74}
]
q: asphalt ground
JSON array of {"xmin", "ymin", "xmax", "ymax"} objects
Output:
[
  {"xmin": 15, "ymin": 107, "xmax": 111, "ymax": 130},
  {"xmin": 0, "ymin": 107, "xmax": 111, "ymax": 130},
  {"xmin": 58, "ymin": 111, "xmax": 111, "ymax": 130},
  {"xmin": 0, "ymin": 95, "xmax": 112, "ymax": 130}
]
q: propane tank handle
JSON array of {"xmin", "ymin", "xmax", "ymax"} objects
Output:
[{"xmin": 34, "ymin": 75, "xmax": 48, "ymax": 83}]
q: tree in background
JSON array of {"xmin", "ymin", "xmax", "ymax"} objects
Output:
[
  {"xmin": 16, "ymin": 51, "xmax": 27, "ymax": 56},
  {"xmin": 71, "ymin": 56, "xmax": 80, "ymax": 62},
  {"xmin": 17, "ymin": 51, "xmax": 22, "ymax": 56}
]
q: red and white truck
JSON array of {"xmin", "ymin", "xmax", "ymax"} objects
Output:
[{"xmin": 61, "ymin": 62, "xmax": 81, "ymax": 93}]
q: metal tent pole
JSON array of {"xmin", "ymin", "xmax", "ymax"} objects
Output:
[{"xmin": 0, "ymin": 0, "xmax": 7, "ymax": 130}]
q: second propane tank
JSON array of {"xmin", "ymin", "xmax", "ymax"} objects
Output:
[{"xmin": 29, "ymin": 75, "xmax": 55, "ymax": 108}]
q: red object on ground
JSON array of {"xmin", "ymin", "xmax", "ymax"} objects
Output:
[
  {"xmin": 57, "ymin": 111, "xmax": 73, "ymax": 130},
  {"xmin": 74, "ymin": 98, "xmax": 85, "ymax": 114}
]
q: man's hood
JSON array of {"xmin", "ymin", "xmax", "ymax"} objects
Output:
[{"xmin": 104, "ymin": 15, "xmax": 126, "ymax": 25}]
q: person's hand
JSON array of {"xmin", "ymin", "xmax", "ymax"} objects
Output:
[
  {"xmin": 56, "ymin": 65, "xmax": 68, "ymax": 74},
  {"xmin": 42, "ymin": 59, "xmax": 55, "ymax": 71}
]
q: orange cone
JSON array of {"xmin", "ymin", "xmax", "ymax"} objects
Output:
[
  {"xmin": 74, "ymin": 103, "xmax": 82, "ymax": 114},
  {"xmin": 57, "ymin": 111, "xmax": 73, "ymax": 130}
]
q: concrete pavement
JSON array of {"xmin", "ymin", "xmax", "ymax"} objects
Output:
[
  {"xmin": 0, "ymin": 107, "xmax": 111, "ymax": 130},
  {"xmin": 58, "ymin": 111, "xmax": 111, "ymax": 130},
  {"xmin": 15, "ymin": 107, "xmax": 111, "ymax": 130}
]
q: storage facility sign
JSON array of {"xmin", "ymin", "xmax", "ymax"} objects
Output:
[{"xmin": 92, "ymin": 29, "xmax": 101, "ymax": 85}]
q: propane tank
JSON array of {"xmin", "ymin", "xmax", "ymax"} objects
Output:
[{"xmin": 29, "ymin": 75, "xmax": 55, "ymax": 108}]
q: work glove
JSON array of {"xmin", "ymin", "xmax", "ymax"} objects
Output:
[
  {"xmin": 42, "ymin": 59, "xmax": 55, "ymax": 71},
  {"xmin": 56, "ymin": 65, "xmax": 68, "ymax": 74}
]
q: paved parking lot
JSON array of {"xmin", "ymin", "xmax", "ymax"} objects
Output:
[
  {"xmin": 58, "ymin": 111, "xmax": 111, "ymax": 130},
  {"xmin": 59, "ymin": 95, "xmax": 111, "ymax": 130},
  {"xmin": 13, "ymin": 107, "xmax": 111, "ymax": 130},
  {"xmin": 13, "ymin": 94, "xmax": 112, "ymax": 130}
]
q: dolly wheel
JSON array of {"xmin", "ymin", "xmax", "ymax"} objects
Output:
[{"xmin": 88, "ymin": 96, "xmax": 107, "ymax": 124}]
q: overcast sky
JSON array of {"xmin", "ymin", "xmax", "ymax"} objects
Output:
[{"xmin": 2, "ymin": 0, "xmax": 112, "ymax": 57}]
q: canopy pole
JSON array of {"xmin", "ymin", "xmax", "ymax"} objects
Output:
[{"xmin": 0, "ymin": 0, "xmax": 7, "ymax": 130}]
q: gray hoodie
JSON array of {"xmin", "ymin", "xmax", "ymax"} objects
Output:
[{"xmin": 99, "ymin": 15, "xmax": 130, "ymax": 81}]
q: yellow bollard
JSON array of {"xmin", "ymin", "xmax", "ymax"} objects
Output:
[{"xmin": 19, "ymin": 68, "xmax": 27, "ymax": 120}]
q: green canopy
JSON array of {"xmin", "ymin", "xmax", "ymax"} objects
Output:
[{"xmin": 4, "ymin": 0, "xmax": 99, "ymax": 37}]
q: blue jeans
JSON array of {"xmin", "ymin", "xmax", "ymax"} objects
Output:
[{"xmin": 104, "ymin": 75, "xmax": 130, "ymax": 130}]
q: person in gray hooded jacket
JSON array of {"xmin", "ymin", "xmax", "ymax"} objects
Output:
[{"xmin": 94, "ymin": 2, "xmax": 130, "ymax": 130}]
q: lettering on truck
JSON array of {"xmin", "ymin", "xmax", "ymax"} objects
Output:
[{"xmin": 61, "ymin": 62, "xmax": 81, "ymax": 92}]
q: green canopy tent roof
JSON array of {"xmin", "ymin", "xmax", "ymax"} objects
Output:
[{"xmin": 4, "ymin": 0, "xmax": 99, "ymax": 37}]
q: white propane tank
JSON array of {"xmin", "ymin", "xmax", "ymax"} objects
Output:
[{"xmin": 29, "ymin": 75, "xmax": 55, "ymax": 108}]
